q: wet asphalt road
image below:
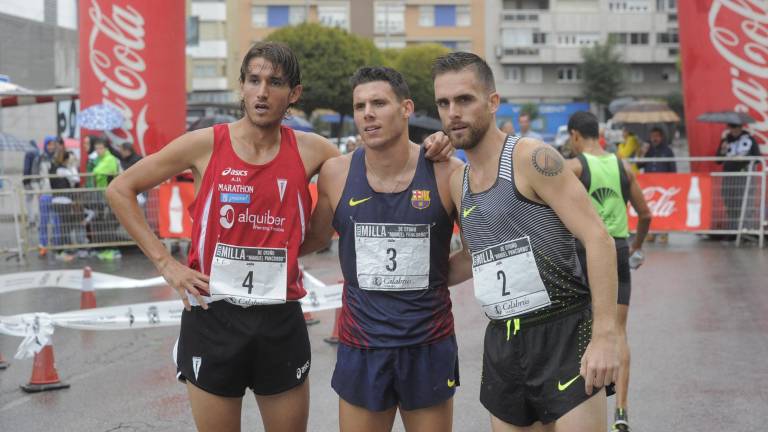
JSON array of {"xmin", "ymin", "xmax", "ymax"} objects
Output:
[{"xmin": 0, "ymin": 234, "xmax": 766, "ymax": 432}]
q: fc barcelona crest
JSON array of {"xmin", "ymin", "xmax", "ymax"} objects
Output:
[{"xmin": 411, "ymin": 189, "xmax": 431, "ymax": 210}]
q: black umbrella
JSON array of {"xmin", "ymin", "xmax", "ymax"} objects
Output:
[
  {"xmin": 408, "ymin": 114, "xmax": 443, "ymax": 132},
  {"xmin": 697, "ymin": 111, "xmax": 756, "ymax": 125}
]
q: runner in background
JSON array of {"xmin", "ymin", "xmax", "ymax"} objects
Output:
[{"xmin": 566, "ymin": 111, "xmax": 652, "ymax": 432}]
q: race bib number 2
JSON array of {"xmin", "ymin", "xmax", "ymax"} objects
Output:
[
  {"xmin": 355, "ymin": 223, "xmax": 430, "ymax": 291},
  {"xmin": 472, "ymin": 236, "xmax": 551, "ymax": 320},
  {"xmin": 208, "ymin": 243, "xmax": 287, "ymax": 307}
]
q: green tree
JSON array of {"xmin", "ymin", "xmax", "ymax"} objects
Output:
[
  {"xmin": 580, "ymin": 42, "xmax": 625, "ymax": 115},
  {"xmin": 520, "ymin": 102, "xmax": 539, "ymax": 120},
  {"xmin": 267, "ymin": 23, "xmax": 383, "ymax": 138},
  {"xmin": 392, "ymin": 44, "xmax": 451, "ymax": 117}
]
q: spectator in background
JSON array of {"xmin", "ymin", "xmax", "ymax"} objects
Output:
[
  {"xmin": 638, "ymin": 127, "xmax": 676, "ymax": 173},
  {"xmin": 92, "ymin": 137, "xmax": 120, "ymax": 188},
  {"xmin": 638, "ymin": 127, "xmax": 676, "ymax": 244},
  {"xmin": 617, "ymin": 128, "xmax": 641, "ymax": 173},
  {"xmin": 716, "ymin": 123, "xmax": 762, "ymax": 229},
  {"xmin": 517, "ymin": 112, "xmax": 543, "ymax": 140},
  {"xmin": 344, "ymin": 135, "xmax": 359, "ymax": 154},
  {"xmin": 118, "ymin": 142, "xmax": 142, "ymax": 171},
  {"xmin": 37, "ymin": 135, "xmax": 63, "ymax": 257},
  {"xmin": 49, "ymin": 150, "xmax": 82, "ymax": 262},
  {"xmin": 500, "ymin": 120, "xmax": 515, "ymax": 135},
  {"xmin": 22, "ymin": 139, "xmax": 41, "ymax": 224}
]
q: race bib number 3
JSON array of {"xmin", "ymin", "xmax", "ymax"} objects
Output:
[
  {"xmin": 472, "ymin": 236, "xmax": 551, "ymax": 320},
  {"xmin": 355, "ymin": 223, "xmax": 430, "ymax": 291},
  {"xmin": 208, "ymin": 243, "xmax": 287, "ymax": 307}
]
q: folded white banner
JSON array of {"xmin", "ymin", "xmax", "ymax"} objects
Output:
[
  {"xmin": 0, "ymin": 276, "xmax": 343, "ymax": 359},
  {"xmin": 0, "ymin": 270, "xmax": 166, "ymax": 295}
]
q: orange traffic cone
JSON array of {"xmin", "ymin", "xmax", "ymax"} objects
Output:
[
  {"xmin": 80, "ymin": 266, "xmax": 96, "ymax": 309},
  {"xmin": 323, "ymin": 308, "xmax": 342, "ymax": 345},
  {"xmin": 0, "ymin": 352, "xmax": 9, "ymax": 370},
  {"xmin": 20, "ymin": 343, "xmax": 70, "ymax": 393},
  {"xmin": 304, "ymin": 312, "xmax": 320, "ymax": 326}
]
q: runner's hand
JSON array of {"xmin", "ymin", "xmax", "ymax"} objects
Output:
[
  {"xmin": 579, "ymin": 331, "xmax": 619, "ymax": 395},
  {"xmin": 157, "ymin": 257, "xmax": 210, "ymax": 311},
  {"xmin": 423, "ymin": 131, "xmax": 455, "ymax": 161}
]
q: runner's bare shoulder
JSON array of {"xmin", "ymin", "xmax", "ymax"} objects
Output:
[{"xmin": 294, "ymin": 130, "xmax": 341, "ymax": 177}]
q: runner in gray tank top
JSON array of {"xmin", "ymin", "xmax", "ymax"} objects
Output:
[{"xmin": 429, "ymin": 52, "xmax": 619, "ymax": 432}]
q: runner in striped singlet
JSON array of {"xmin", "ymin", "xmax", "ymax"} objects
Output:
[{"xmin": 431, "ymin": 52, "xmax": 619, "ymax": 432}]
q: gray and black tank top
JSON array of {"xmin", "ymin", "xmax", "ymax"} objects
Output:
[{"xmin": 460, "ymin": 135, "xmax": 590, "ymax": 320}]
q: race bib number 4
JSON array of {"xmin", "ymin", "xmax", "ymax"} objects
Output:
[
  {"xmin": 208, "ymin": 243, "xmax": 287, "ymax": 307},
  {"xmin": 355, "ymin": 223, "xmax": 430, "ymax": 291},
  {"xmin": 472, "ymin": 236, "xmax": 551, "ymax": 320}
]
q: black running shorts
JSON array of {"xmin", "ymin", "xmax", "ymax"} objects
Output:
[
  {"xmin": 576, "ymin": 238, "xmax": 631, "ymax": 305},
  {"xmin": 174, "ymin": 301, "xmax": 310, "ymax": 397},
  {"xmin": 480, "ymin": 306, "xmax": 604, "ymax": 426}
]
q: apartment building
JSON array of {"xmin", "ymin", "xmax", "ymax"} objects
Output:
[
  {"xmin": 486, "ymin": 0, "xmax": 680, "ymax": 103},
  {"xmin": 186, "ymin": 0, "xmax": 241, "ymax": 103},
  {"xmin": 185, "ymin": 0, "xmax": 484, "ymax": 102}
]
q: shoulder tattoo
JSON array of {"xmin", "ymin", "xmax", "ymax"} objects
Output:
[{"xmin": 531, "ymin": 146, "xmax": 563, "ymax": 177}]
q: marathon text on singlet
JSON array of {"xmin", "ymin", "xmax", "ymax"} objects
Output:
[
  {"xmin": 354, "ymin": 223, "xmax": 430, "ymax": 291},
  {"xmin": 208, "ymin": 242, "xmax": 288, "ymax": 307},
  {"xmin": 471, "ymin": 236, "xmax": 551, "ymax": 320}
]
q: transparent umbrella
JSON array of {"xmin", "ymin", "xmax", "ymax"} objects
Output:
[{"xmin": 77, "ymin": 103, "xmax": 125, "ymax": 131}]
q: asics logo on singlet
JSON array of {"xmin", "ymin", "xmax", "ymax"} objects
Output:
[
  {"xmin": 219, "ymin": 204, "xmax": 286, "ymax": 231},
  {"xmin": 222, "ymin": 167, "xmax": 248, "ymax": 177}
]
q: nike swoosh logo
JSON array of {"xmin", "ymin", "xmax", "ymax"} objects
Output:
[
  {"xmin": 462, "ymin": 205, "xmax": 477, "ymax": 218},
  {"xmin": 447, "ymin": 379, "xmax": 456, "ymax": 388},
  {"xmin": 349, "ymin": 197, "xmax": 372, "ymax": 207},
  {"xmin": 557, "ymin": 374, "xmax": 581, "ymax": 392}
]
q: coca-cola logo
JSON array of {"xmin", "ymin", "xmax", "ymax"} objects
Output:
[
  {"xmin": 708, "ymin": 0, "xmax": 768, "ymax": 154},
  {"xmin": 88, "ymin": 0, "xmax": 149, "ymax": 155},
  {"xmin": 629, "ymin": 186, "xmax": 681, "ymax": 218}
]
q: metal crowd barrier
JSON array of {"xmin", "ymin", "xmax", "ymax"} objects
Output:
[
  {"xmin": 627, "ymin": 156, "xmax": 766, "ymax": 248},
  {"xmin": 7, "ymin": 174, "xmax": 160, "ymax": 259},
  {"xmin": 0, "ymin": 176, "xmax": 26, "ymax": 263}
]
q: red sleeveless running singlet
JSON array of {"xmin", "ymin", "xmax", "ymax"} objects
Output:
[{"xmin": 187, "ymin": 124, "xmax": 310, "ymax": 302}]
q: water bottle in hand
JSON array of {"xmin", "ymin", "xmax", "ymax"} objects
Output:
[{"xmin": 629, "ymin": 250, "xmax": 645, "ymax": 270}]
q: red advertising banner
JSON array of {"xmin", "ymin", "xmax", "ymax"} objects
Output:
[
  {"xmin": 158, "ymin": 182, "xmax": 195, "ymax": 239},
  {"xmin": 628, "ymin": 173, "xmax": 712, "ymax": 231},
  {"xmin": 78, "ymin": 0, "xmax": 186, "ymax": 156},
  {"xmin": 678, "ymin": 1, "xmax": 767, "ymax": 171}
]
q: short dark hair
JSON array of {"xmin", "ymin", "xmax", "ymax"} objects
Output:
[
  {"xmin": 120, "ymin": 142, "xmax": 134, "ymax": 152},
  {"xmin": 91, "ymin": 136, "xmax": 109, "ymax": 148},
  {"xmin": 239, "ymin": 41, "xmax": 300, "ymax": 88},
  {"xmin": 650, "ymin": 127, "xmax": 664, "ymax": 136},
  {"xmin": 431, "ymin": 52, "xmax": 496, "ymax": 92},
  {"xmin": 567, "ymin": 111, "xmax": 600, "ymax": 140},
  {"xmin": 349, "ymin": 67, "xmax": 411, "ymax": 101}
]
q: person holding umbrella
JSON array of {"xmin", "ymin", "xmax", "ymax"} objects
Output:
[{"xmin": 716, "ymin": 123, "xmax": 761, "ymax": 228}]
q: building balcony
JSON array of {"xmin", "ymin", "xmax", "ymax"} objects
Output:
[
  {"xmin": 191, "ymin": 2, "xmax": 226, "ymax": 22},
  {"xmin": 192, "ymin": 77, "xmax": 229, "ymax": 91},
  {"xmin": 500, "ymin": 10, "xmax": 547, "ymax": 27},
  {"xmin": 186, "ymin": 40, "xmax": 228, "ymax": 59}
]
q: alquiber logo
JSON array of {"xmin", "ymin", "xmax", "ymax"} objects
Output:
[{"xmin": 218, "ymin": 205, "xmax": 286, "ymax": 231}]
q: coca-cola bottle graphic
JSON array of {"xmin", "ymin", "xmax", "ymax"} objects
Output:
[
  {"xmin": 169, "ymin": 185, "xmax": 184, "ymax": 234},
  {"xmin": 685, "ymin": 176, "xmax": 701, "ymax": 228}
]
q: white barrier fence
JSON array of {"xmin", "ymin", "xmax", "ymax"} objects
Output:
[{"xmin": 0, "ymin": 270, "xmax": 342, "ymax": 359}]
